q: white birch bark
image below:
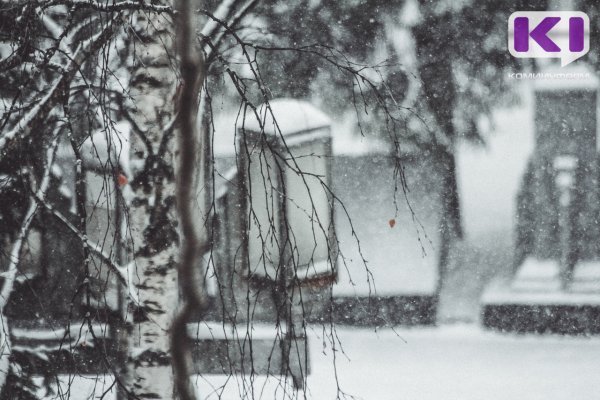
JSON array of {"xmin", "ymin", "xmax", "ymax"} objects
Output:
[{"xmin": 120, "ymin": 9, "xmax": 180, "ymax": 399}]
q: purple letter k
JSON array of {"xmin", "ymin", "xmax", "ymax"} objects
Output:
[{"xmin": 514, "ymin": 17, "xmax": 561, "ymax": 52}]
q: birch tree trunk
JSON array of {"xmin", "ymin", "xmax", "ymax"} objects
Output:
[{"xmin": 120, "ymin": 9, "xmax": 180, "ymax": 399}]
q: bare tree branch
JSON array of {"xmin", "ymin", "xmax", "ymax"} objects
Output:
[
  {"xmin": 205, "ymin": 0, "xmax": 259, "ymax": 62},
  {"xmin": 31, "ymin": 195, "xmax": 141, "ymax": 305}
]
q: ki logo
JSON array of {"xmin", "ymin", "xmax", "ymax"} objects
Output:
[{"xmin": 508, "ymin": 11, "xmax": 589, "ymax": 67}]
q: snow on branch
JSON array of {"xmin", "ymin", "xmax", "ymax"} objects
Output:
[
  {"xmin": 0, "ymin": 18, "xmax": 120, "ymax": 155},
  {"xmin": 200, "ymin": 0, "xmax": 241, "ymax": 40},
  {"xmin": 0, "ymin": 133, "xmax": 60, "ymax": 390},
  {"xmin": 32, "ymin": 0, "xmax": 173, "ymax": 14},
  {"xmin": 0, "ymin": 136, "xmax": 59, "ymax": 309}
]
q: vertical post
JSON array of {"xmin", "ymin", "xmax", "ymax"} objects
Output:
[{"xmin": 553, "ymin": 155, "xmax": 577, "ymax": 289}]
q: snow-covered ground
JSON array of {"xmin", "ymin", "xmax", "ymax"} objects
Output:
[
  {"xmin": 195, "ymin": 325, "xmax": 600, "ymax": 400},
  {"xmin": 46, "ymin": 324, "xmax": 600, "ymax": 400}
]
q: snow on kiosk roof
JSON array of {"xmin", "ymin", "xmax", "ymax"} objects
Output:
[{"xmin": 241, "ymin": 98, "xmax": 332, "ymax": 137}]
